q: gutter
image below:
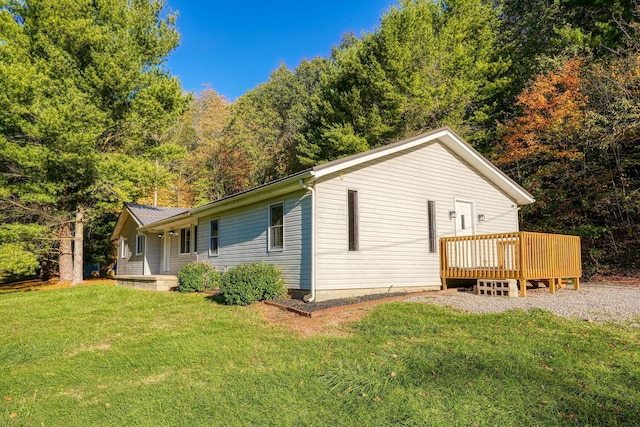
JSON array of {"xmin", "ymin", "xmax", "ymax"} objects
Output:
[{"xmin": 299, "ymin": 177, "xmax": 316, "ymax": 303}]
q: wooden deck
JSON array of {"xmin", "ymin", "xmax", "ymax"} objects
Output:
[{"xmin": 440, "ymin": 232, "xmax": 582, "ymax": 297}]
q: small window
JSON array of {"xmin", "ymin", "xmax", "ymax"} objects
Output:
[
  {"xmin": 180, "ymin": 227, "xmax": 191, "ymax": 254},
  {"xmin": 120, "ymin": 238, "xmax": 127, "ymax": 259},
  {"xmin": 209, "ymin": 219, "xmax": 219, "ymax": 256},
  {"xmin": 193, "ymin": 225, "xmax": 198, "ymax": 253},
  {"xmin": 348, "ymin": 190, "xmax": 359, "ymax": 251},
  {"xmin": 427, "ymin": 200, "xmax": 437, "ymax": 254},
  {"xmin": 269, "ymin": 203, "xmax": 284, "ymax": 251},
  {"xmin": 135, "ymin": 235, "xmax": 144, "ymax": 255}
]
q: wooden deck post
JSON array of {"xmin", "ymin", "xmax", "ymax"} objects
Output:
[
  {"xmin": 518, "ymin": 233, "xmax": 527, "ymax": 298},
  {"xmin": 574, "ymin": 277, "xmax": 580, "ymax": 291},
  {"xmin": 549, "ymin": 278, "xmax": 556, "ymax": 294}
]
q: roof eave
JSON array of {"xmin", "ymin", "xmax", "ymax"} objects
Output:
[
  {"xmin": 312, "ymin": 126, "xmax": 534, "ymax": 206},
  {"xmin": 138, "ymin": 170, "xmax": 315, "ymax": 232}
]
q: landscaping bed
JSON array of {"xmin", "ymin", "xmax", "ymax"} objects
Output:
[{"xmin": 265, "ymin": 291, "xmax": 433, "ymax": 317}]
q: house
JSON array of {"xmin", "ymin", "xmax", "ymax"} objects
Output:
[{"xmin": 111, "ymin": 127, "xmax": 535, "ymax": 300}]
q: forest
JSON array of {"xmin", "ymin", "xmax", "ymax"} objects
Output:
[{"xmin": 1, "ymin": 0, "xmax": 639, "ymax": 282}]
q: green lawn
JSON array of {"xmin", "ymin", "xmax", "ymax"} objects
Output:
[{"xmin": 1, "ymin": 285, "xmax": 640, "ymax": 426}]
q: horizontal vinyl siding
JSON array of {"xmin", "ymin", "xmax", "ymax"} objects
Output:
[
  {"xmin": 315, "ymin": 141, "xmax": 519, "ymax": 291},
  {"xmin": 196, "ymin": 190, "xmax": 311, "ymax": 289},
  {"xmin": 116, "ymin": 219, "xmax": 144, "ymax": 275},
  {"xmin": 145, "ymin": 235, "xmax": 163, "ymax": 275},
  {"xmin": 169, "ymin": 227, "xmax": 197, "ymax": 273}
]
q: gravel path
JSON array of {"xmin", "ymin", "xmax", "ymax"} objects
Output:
[{"xmin": 406, "ymin": 283, "xmax": 640, "ymax": 325}]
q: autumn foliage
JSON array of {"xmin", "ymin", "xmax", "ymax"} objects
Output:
[{"xmin": 499, "ymin": 58, "xmax": 587, "ymax": 165}]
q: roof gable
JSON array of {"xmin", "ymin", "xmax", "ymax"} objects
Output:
[
  {"xmin": 110, "ymin": 203, "xmax": 189, "ymax": 240},
  {"xmin": 126, "ymin": 204, "xmax": 189, "ymax": 226},
  {"xmin": 312, "ymin": 127, "xmax": 534, "ymax": 205}
]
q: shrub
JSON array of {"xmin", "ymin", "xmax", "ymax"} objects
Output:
[
  {"xmin": 220, "ymin": 263, "xmax": 285, "ymax": 305},
  {"xmin": 177, "ymin": 263, "xmax": 221, "ymax": 293}
]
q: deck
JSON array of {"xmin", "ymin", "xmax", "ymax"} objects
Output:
[{"xmin": 440, "ymin": 232, "xmax": 582, "ymax": 297}]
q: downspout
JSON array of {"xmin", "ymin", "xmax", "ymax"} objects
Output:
[{"xmin": 299, "ymin": 178, "xmax": 316, "ymax": 302}]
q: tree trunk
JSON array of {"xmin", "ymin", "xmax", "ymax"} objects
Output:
[
  {"xmin": 59, "ymin": 222, "xmax": 73, "ymax": 282},
  {"xmin": 72, "ymin": 206, "xmax": 85, "ymax": 285}
]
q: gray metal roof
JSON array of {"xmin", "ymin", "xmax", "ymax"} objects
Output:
[{"xmin": 126, "ymin": 203, "xmax": 189, "ymax": 226}]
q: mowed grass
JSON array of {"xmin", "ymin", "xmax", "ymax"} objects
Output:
[{"xmin": 1, "ymin": 286, "xmax": 640, "ymax": 426}]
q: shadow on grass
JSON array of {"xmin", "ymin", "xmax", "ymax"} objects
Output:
[{"xmin": 204, "ymin": 293, "xmax": 226, "ymax": 305}]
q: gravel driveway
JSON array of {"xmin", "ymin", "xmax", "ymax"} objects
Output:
[{"xmin": 406, "ymin": 283, "xmax": 640, "ymax": 325}]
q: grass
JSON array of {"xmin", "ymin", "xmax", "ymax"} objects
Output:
[{"xmin": 1, "ymin": 285, "xmax": 640, "ymax": 426}]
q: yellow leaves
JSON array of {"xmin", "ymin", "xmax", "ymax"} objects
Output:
[{"xmin": 9, "ymin": 412, "xmax": 18, "ymax": 420}]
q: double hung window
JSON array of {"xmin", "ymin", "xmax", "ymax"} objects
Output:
[
  {"xmin": 269, "ymin": 203, "xmax": 284, "ymax": 251},
  {"xmin": 180, "ymin": 227, "xmax": 191, "ymax": 254},
  {"xmin": 209, "ymin": 220, "xmax": 219, "ymax": 256}
]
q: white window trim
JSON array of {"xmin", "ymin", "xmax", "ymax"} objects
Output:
[
  {"xmin": 427, "ymin": 200, "xmax": 437, "ymax": 254},
  {"xmin": 347, "ymin": 189, "xmax": 359, "ymax": 252},
  {"xmin": 209, "ymin": 219, "xmax": 219, "ymax": 257},
  {"xmin": 120, "ymin": 238, "xmax": 127, "ymax": 259},
  {"xmin": 179, "ymin": 226, "xmax": 191, "ymax": 256},
  {"xmin": 268, "ymin": 201, "xmax": 285, "ymax": 252}
]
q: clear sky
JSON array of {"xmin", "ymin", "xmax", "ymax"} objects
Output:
[{"xmin": 164, "ymin": 0, "xmax": 397, "ymax": 101}]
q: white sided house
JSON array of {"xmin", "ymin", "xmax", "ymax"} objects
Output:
[{"xmin": 111, "ymin": 127, "xmax": 534, "ymax": 300}]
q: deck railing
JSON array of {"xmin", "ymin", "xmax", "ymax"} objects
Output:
[{"xmin": 439, "ymin": 232, "xmax": 581, "ymax": 297}]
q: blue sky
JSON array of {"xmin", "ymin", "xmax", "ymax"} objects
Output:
[{"xmin": 164, "ymin": 0, "xmax": 397, "ymax": 100}]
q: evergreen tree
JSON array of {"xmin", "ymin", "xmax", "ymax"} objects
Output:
[{"xmin": 0, "ymin": 0, "xmax": 188, "ymax": 282}]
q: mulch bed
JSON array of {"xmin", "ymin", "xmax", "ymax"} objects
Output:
[{"xmin": 265, "ymin": 291, "xmax": 437, "ymax": 317}]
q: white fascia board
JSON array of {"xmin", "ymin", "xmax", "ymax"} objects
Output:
[
  {"xmin": 439, "ymin": 132, "xmax": 535, "ymax": 205},
  {"xmin": 110, "ymin": 208, "xmax": 137, "ymax": 241},
  {"xmin": 189, "ymin": 175, "xmax": 314, "ymax": 219},
  {"xmin": 139, "ymin": 171, "xmax": 314, "ymax": 232},
  {"xmin": 138, "ymin": 211, "xmax": 192, "ymax": 233},
  {"xmin": 313, "ymin": 129, "xmax": 451, "ymax": 179},
  {"xmin": 312, "ymin": 127, "xmax": 534, "ymax": 206}
]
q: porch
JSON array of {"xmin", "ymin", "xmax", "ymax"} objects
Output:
[
  {"xmin": 440, "ymin": 232, "xmax": 582, "ymax": 297},
  {"xmin": 115, "ymin": 275, "xmax": 178, "ymax": 292}
]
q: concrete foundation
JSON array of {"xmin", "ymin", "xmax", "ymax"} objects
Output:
[
  {"xmin": 116, "ymin": 275, "xmax": 178, "ymax": 291},
  {"xmin": 309, "ymin": 285, "xmax": 441, "ymax": 302}
]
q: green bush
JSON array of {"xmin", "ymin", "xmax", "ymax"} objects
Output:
[
  {"xmin": 220, "ymin": 263, "xmax": 285, "ymax": 305},
  {"xmin": 177, "ymin": 263, "xmax": 221, "ymax": 293}
]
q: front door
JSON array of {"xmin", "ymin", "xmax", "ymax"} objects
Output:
[{"xmin": 454, "ymin": 200, "xmax": 475, "ymax": 237}]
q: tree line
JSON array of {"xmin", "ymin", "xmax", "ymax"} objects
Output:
[{"xmin": 1, "ymin": 0, "xmax": 638, "ymax": 281}]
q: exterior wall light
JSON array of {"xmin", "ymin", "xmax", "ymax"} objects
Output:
[
  {"xmin": 449, "ymin": 210, "xmax": 457, "ymax": 220},
  {"xmin": 478, "ymin": 214, "xmax": 486, "ymax": 222}
]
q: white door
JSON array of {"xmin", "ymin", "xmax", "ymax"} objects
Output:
[
  {"xmin": 454, "ymin": 200, "xmax": 475, "ymax": 268},
  {"xmin": 454, "ymin": 200, "xmax": 475, "ymax": 236}
]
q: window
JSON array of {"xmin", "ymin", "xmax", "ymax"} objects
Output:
[
  {"xmin": 348, "ymin": 190, "xmax": 359, "ymax": 251},
  {"xmin": 269, "ymin": 203, "xmax": 284, "ymax": 250},
  {"xmin": 209, "ymin": 219, "xmax": 219, "ymax": 256},
  {"xmin": 135, "ymin": 234, "xmax": 144, "ymax": 255},
  {"xmin": 120, "ymin": 238, "xmax": 127, "ymax": 259},
  {"xmin": 193, "ymin": 225, "xmax": 198, "ymax": 253},
  {"xmin": 427, "ymin": 200, "xmax": 437, "ymax": 253},
  {"xmin": 180, "ymin": 227, "xmax": 191, "ymax": 254}
]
